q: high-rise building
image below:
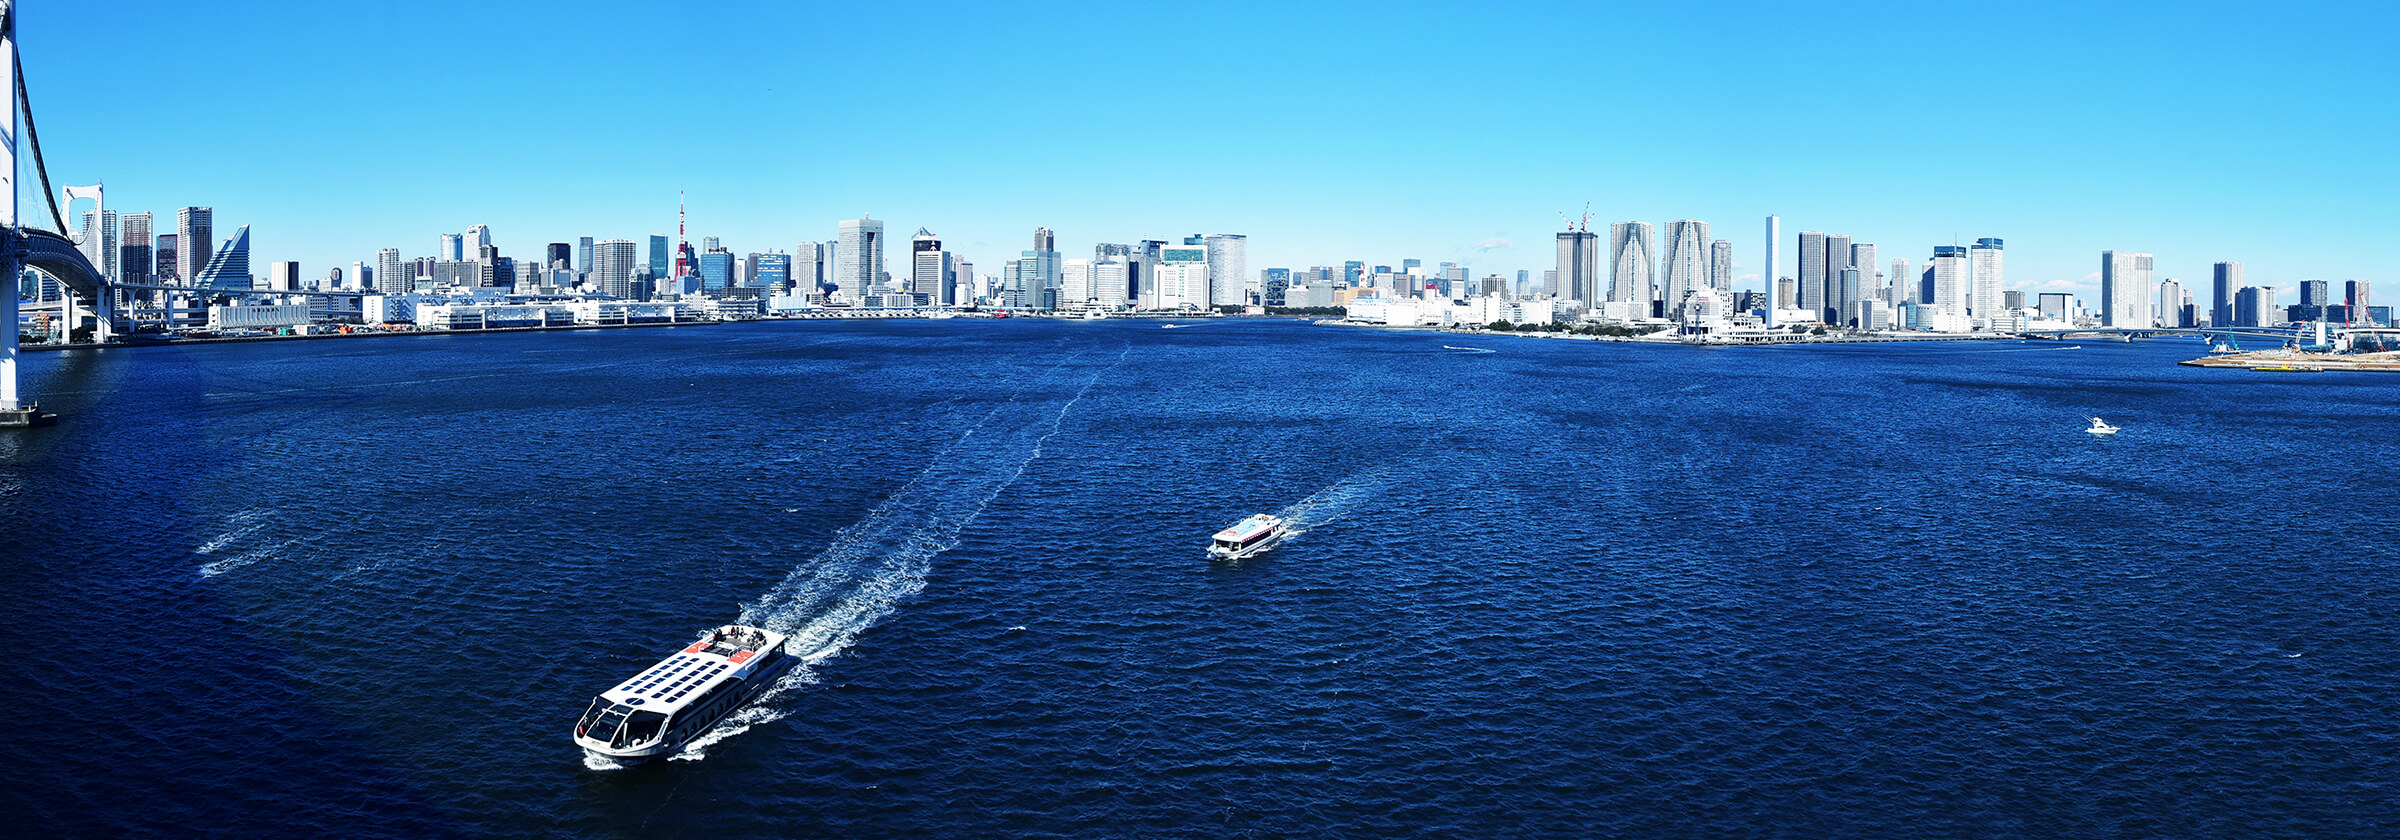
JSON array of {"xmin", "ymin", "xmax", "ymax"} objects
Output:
[
  {"xmin": 1607, "ymin": 222, "xmax": 1654, "ymax": 306},
  {"xmin": 912, "ymin": 228, "xmax": 950, "ymax": 304},
  {"xmin": 268, "ymin": 261, "xmax": 301, "ymax": 292},
  {"xmin": 649, "ymin": 235, "xmax": 670, "ymax": 281},
  {"xmin": 2299, "ymin": 279, "xmax": 2330, "ymax": 308},
  {"xmin": 1764, "ymin": 216, "xmax": 1781, "ymax": 326},
  {"xmin": 193, "ymin": 225, "xmax": 253, "ymax": 290},
  {"xmin": 1060, "ymin": 257, "xmax": 1093, "ymax": 306},
  {"xmin": 1555, "ymin": 230, "xmax": 1598, "ymax": 304},
  {"xmin": 834, "ymin": 216, "xmax": 885, "ymax": 302},
  {"xmin": 2235, "ymin": 285, "xmax": 2276, "ymax": 327},
  {"xmin": 463, "ymin": 225, "xmax": 491, "ymax": 257},
  {"xmin": 1969, "ymin": 238, "xmax": 2002, "ymax": 325},
  {"xmin": 592, "ymin": 239, "xmax": 639, "ymax": 298},
  {"xmin": 793, "ymin": 242, "xmax": 825, "ymax": 294},
  {"xmin": 1659, "ymin": 220, "xmax": 1710, "ymax": 312},
  {"xmin": 1709, "ymin": 239, "xmax": 1733, "ymax": 294},
  {"xmin": 351, "ymin": 261, "xmax": 369, "ymax": 292},
  {"xmin": 2212, "ymin": 262, "xmax": 2242, "ymax": 327},
  {"xmin": 1797, "ymin": 231, "xmax": 1827, "ymax": 322},
  {"xmin": 2157, "ymin": 278, "xmax": 2187, "ymax": 328},
  {"xmin": 577, "ymin": 237, "xmax": 595, "ymax": 278},
  {"xmin": 1154, "ymin": 242, "xmax": 1208, "ymax": 310},
  {"xmin": 377, "ymin": 248, "xmax": 406, "ymax": 294},
  {"xmin": 119, "ymin": 212, "xmax": 154, "ymax": 286},
  {"xmin": 2346, "ymin": 280, "xmax": 2374, "ymax": 325},
  {"xmin": 156, "ymin": 233, "xmax": 179, "ymax": 281},
  {"xmin": 176, "ymin": 207, "xmax": 213, "ymax": 287},
  {"xmin": 546, "ymin": 242, "xmax": 572, "ymax": 270},
  {"xmin": 1849, "ymin": 242, "xmax": 1877, "ymax": 323},
  {"xmin": 441, "ymin": 233, "xmax": 464, "ymax": 262},
  {"xmin": 1889, "ymin": 258, "xmax": 1912, "ymax": 306},
  {"xmin": 698, "ymin": 251, "xmax": 734, "ymax": 293},
  {"xmin": 1928, "ymin": 245, "xmax": 1970, "ymax": 318},
  {"xmin": 2101, "ymin": 250, "xmax": 2155, "ymax": 327},
  {"xmin": 755, "ymin": 253, "xmax": 791, "ymax": 293},
  {"xmin": 1205, "ymin": 234, "xmax": 1248, "ymax": 307},
  {"xmin": 80, "ymin": 209, "xmax": 121, "ymax": 281}
]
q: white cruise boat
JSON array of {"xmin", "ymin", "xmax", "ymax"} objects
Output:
[
  {"xmin": 574, "ymin": 625, "xmax": 795, "ymax": 764},
  {"xmin": 2086, "ymin": 417, "xmax": 2120, "ymax": 436},
  {"xmin": 1209, "ymin": 513, "xmax": 1290, "ymax": 561}
]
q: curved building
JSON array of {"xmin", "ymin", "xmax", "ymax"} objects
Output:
[{"xmin": 193, "ymin": 225, "xmax": 252, "ymax": 291}]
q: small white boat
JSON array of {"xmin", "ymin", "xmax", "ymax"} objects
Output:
[
  {"xmin": 2086, "ymin": 417, "xmax": 2120, "ymax": 436},
  {"xmin": 1208, "ymin": 514, "xmax": 1290, "ymax": 561}
]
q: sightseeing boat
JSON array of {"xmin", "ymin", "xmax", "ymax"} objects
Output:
[
  {"xmin": 1209, "ymin": 514, "xmax": 1291, "ymax": 561},
  {"xmin": 2086, "ymin": 417, "xmax": 2120, "ymax": 436},
  {"xmin": 573, "ymin": 625, "xmax": 796, "ymax": 764}
]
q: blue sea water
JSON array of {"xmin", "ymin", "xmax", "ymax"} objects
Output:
[{"xmin": 3, "ymin": 320, "xmax": 2395, "ymax": 838}]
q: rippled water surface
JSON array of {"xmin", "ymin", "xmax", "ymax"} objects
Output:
[{"xmin": 4, "ymin": 320, "xmax": 2396, "ymax": 838}]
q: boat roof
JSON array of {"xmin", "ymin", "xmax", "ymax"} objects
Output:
[
  {"xmin": 598, "ymin": 625, "xmax": 787, "ymax": 715},
  {"xmin": 1213, "ymin": 514, "xmax": 1281, "ymax": 542}
]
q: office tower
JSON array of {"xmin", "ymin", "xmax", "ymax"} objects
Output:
[
  {"xmin": 698, "ymin": 251, "xmax": 734, "ymax": 293},
  {"xmin": 351, "ymin": 261, "xmax": 369, "ymax": 291},
  {"xmin": 544, "ymin": 242, "xmax": 571, "ymax": 270},
  {"xmin": 2235, "ymin": 286, "xmax": 2276, "ymax": 327},
  {"xmin": 1764, "ymin": 216, "xmax": 1781, "ymax": 326},
  {"xmin": 1659, "ymin": 220, "xmax": 1710, "ymax": 312},
  {"xmin": 2038, "ymin": 293, "xmax": 2072, "ymax": 320},
  {"xmin": 2346, "ymin": 280, "xmax": 2374, "ymax": 325},
  {"xmin": 1261, "ymin": 267, "xmax": 1293, "ymax": 306},
  {"xmin": 1478, "ymin": 274, "xmax": 1508, "ymax": 295},
  {"xmin": 1011, "ymin": 227, "xmax": 1063, "ymax": 308},
  {"xmin": 156, "ymin": 234, "xmax": 179, "ymax": 281},
  {"xmin": 1095, "ymin": 243, "xmax": 1136, "ymax": 302},
  {"xmin": 577, "ymin": 236, "xmax": 595, "ymax": 277},
  {"xmin": 1964, "ymin": 238, "xmax": 2002, "ymax": 325},
  {"xmin": 1515, "ymin": 269, "xmax": 1530, "ymax": 295},
  {"xmin": 1928, "ymin": 245, "xmax": 1970, "ymax": 317},
  {"xmin": 441, "ymin": 233, "xmax": 463, "ymax": 262},
  {"xmin": 1060, "ymin": 258, "xmax": 1093, "ymax": 306},
  {"xmin": 2212, "ymin": 262, "xmax": 2242, "ymax": 327},
  {"xmin": 1154, "ymin": 242, "xmax": 1208, "ymax": 310},
  {"xmin": 268, "ymin": 261, "xmax": 300, "ymax": 292},
  {"xmin": 834, "ymin": 216, "xmax": 886, "ymax": 302},
  {"xmin": 193, "ymin": 225, "xmax": 252, "ymax": 290},
  {"xmin": 1797, "ymin": 231, "xmax": 1826, "ymax": 322},
  {"xmin": 790, "ymin": 242, "xmax": 824, "ymax": 294},
  {"xmin": 2003, "ymin": 290, "xmax": 2025, "ymax": 310},
  {"xmin": 176, "ymin": 207, "xmax": 213, "ymax": 287},
  {"xmin": 119, "ymin": 212, "xmax": 154, "ymax": 286},
  {"xmin": 741, "ymin": 252, "xmax": 763, "ymax": 287},
  {"xmin": 1087, "ymin": 259, "xmax": 1126, "ymax": 307},
  {"xmin": 1205, "ymin": 234, "xmax": 1248, "ymax": 306},
  {"xmin": 1342, "ymin": 260, "xmax": 1364, "ymax": 286},
  {"xmin": 377, "ymin": 248, "xmax": 406, "ymax": 294},
  {"xmin": 1554, "ymin": 230, "xmax": 1599, "ymax": 304},
  {"xmin": 1889, "ymin": 258, "xmax": 1912, "ymax": 305},
  {"xmin": 1034, "ymin": 227, "xmax": 1055, "ymax": 252},
  {"xmin": 754, "ymin": 253, "xmax": 791, "ymax": 293},
  {"xmin": 1848, "ymin": 242, "xmax": 1876, "ymax": 323},
  {"xmin": 1607, "ymin": 222, "xmax": 1654, "ymax": 306},
  {"xmin": 463, "ymin": 224, "xmax": 491, "ymax": 257},
  {"xmin": 1709, "ymin": 239, "xmax": 1733, "ymax": 294},
  {"xmin": 590, "ymin": 239, "xmax": 637, "ymax": 298},
  {"xmin": 2100, "ymin": 250, "xmax": 2154, "ymax": 327},
  {"xmin": 912, "ymin": 229, "xmax": 950, "ymax": 304},
  {"xmin": 648, "ymin": 235, "xmax": 670, "ymax": 282},
  {"xmin": 1820, "ymin": 234, "xmax": 1852, "ymax": 324},
  {"xmin": 2299, "ymin": 279, "xmax": 2330, "ymax": 308},
  {"xmin": 78, "ymin": 209, "xmax": 121, "ymax": 282},
  {"xmin": 2157, "ymin": 278, "xmax": 2186, "ymax": 327}
]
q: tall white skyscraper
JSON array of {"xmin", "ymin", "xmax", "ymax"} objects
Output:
[
  {"xmin": 1608, "ymin": 222, "xmax": 1655, "ymax": 306},
  {"xmin": 834, "ymin": 216, "xmax": 885, "ymax": 302},
  {"xmin": 1204, "ymin": 234, "xmax": 1248, "ymax": 307},
  {"xmin": 1764, "ymin": 216, "xmax": 1781, "ymax": 327},
  {"xmin": 792, "ymin": 242, "xmax": 824, "ymax": 294},
  {"xmin": 80, "ymin": 210, "xmax": 121, "ymax": 281},
  {"xmin": 1797, "ymin": 230, "xmax": 1826, "ymax": 322},
  {"xmin": 1092, "ymin": 258, "xmax": 1128, "ymax": 308},
  {"xmin": 1658, "ymin": 220, "xmax": 1710, "ymax": 312},
  {"xmin": 377, "ymin": 248, "xmax": 407, "ymax": 295},
  {"xmin": 463, "ymin": 225, "xmax": 492, "ymax": 259},
  {"xmin": 1969, "ymin": 238, "xmax": 2004, "ymax": 326},
  {"xmin": 441, "ymin": 233, "xmax": 464, "ymax": 262},
  {"xmin": 1555, "ymin": 230, "xmax": 1598, "ymax": 303},
  {"xmin": 2158, "ymin": 278, "xmax": 2188, "ymax": 328},
  {"xmin": 1929, "ymin": 245, "xmax": 1971, "ymax": 318},
  {"xmin": 1849, "ymin": 242, "xmax": 1876, "ymax": 323},
  {"xmin": 1890, "ymin": 258, "xmax": 1912, "ymax": 306},
  {"xmin": 1822, "ymin": 234, "xmax": 1852, "ymax": 325},
  {"xmin": 2101, "ymin": 250, "xmax": 2154, "ymax": 327},
  {"xmin": 1061, "ymin": 257, "xmax": 1093, "ymax": 306},
  {"xmin": 910, "ymin": 228, "xmax": 950, "ymax": 304},
  {"xmin": 1154, "ymin": 242, "xmax": 1208, "ymax": 311},
  {"xmin": 176, "ymin": 206, "xmax": 214, "ymax": 287},
  {"xmin": 593, "ymin": 239, "xmax": 639, "ymax": 298}
]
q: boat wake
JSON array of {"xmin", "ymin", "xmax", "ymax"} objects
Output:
[
  {"xmin": 197, "ymin": 511, "xmax": 289, "ymax": 578},
  {"xmin": 1441, "ymin": 345, "xmax": 1495, "ymax": 353},
  {"xmin": 659, "ymin": 345, "xmax": 1130, "ymax": 761},
  {"xmin": 1271, "ymin": 468, "xmax": 1392, "ymax": 537}
]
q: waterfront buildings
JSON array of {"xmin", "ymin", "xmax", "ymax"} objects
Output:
[
  {"xmin": 2236, "ymin": 286, "xmax": 2277, "ymax": 327},
  {"xmin": 1797, "ymin": 231, "xmax": 1826, "ymax": 323},
  {"xmin": 1763, "ymin": 216, "xmax": 1780, "ymax": 327},
  {"xmin": 2347, "ymin": 280, "xmax": 2374, "ymax": 325},
  {"xmin": 912, "ymin": 229, "xmax": 950, "ymax": 305},
  {"xmin": 1709, "ymin": 239, "xmax": 1733, "ymax": 295},
  {"xmin": 1927, "ymin": 245, "xmax": 1969, "ymax": 318},
  {"xmin": 2157, "ymin": 278, "xmax": 2188, "ymax": 327},
  {"xmin": 377, "ymin": 249, "xmax": 406, "ymax": 295},
  {"xmin": 2101, "ymin": 250, "xmax": 2154, "ymax": 327},
  {"xmin": 1659, "ymin": 220, "xmax": 1710, "ymax": 315},
  {"xmin": 1555, "ymin": 229, "xmax": 1599, "ymax": 305},
  {"xmin": 120, "ymin": 212, "xmax": 154, "ymax": 286},
  {"xmin": 1205, "ymin": 234, "xmax": 1248, "ymax": 307},
  {"xmin": 593, "ymin": 239, "xmax": 639, "ymax": 298},
  {"xmin": 834, "ymin": 216, "xmax": 885, "ymax": 303},
  {"xmin": 1969, "ymin": 238, "xmax": 2003, "ymax": 325},
  {"xmin": 1608, "ymin": 222, "xmax": 1654, "ymax": 309},
  {"xmin": 177, "ymin": 207, "xmax": 213, "ymax": 288},
  {"xmin": 193, "ymin": 225, "xmax": 253, "ymax": 290},
  {"xmin": 2213, "ymin": 262, "xmax": 2242, "ymax": 327}
]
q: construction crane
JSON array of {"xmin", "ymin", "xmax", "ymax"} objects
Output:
[{"xmin": 1558, "ymin": 203, "xmax": 1594, "ymax": 233}]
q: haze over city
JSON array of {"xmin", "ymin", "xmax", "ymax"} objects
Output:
[{"xmin": 29, "ymin": 0, "xmax": 2397, "ymax": 299}]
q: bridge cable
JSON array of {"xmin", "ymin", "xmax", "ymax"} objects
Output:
[{"xmin": 15, "ymin": 49, "xmax": 67, "ymax": 237}]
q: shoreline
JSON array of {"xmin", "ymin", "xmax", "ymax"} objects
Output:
[{"xmin": 19, "ymin": 318, "xmax": 718, "ymax": 352}]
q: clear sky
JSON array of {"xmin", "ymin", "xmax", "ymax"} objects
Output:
[{"xmin": 25, "ymin": 0, "xmax": 2397, "ymax": 301}]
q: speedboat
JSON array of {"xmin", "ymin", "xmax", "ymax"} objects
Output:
[
  {"xmin": 2086, "ymin": 417, "xmax": 2120, "ymax": 436},
  {"xmin": 573, "ymin": 625, "xmax": 796, "ymax": 765},
  {"xmin": 1209, "ymin": 514, "xmax": 1290, "ymax": 561}
]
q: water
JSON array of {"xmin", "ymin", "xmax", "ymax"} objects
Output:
[{"xmin": 4, "ymin": 320, "xmax": 2395, "ymax": 838}]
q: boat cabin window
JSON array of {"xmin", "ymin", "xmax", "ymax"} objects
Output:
[
  {"xmin": 574, "ymin": 698, "xmax": 609, "ymax": 737},
  {"xmin": 587, "ymin": 704, "xmax": 631, "ymax": 743},
  {"xmin": 618, "ymin": 711, "xmax": 669, "ymax": 746}
]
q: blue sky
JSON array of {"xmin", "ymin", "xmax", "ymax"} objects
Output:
[{"xmin": 26, "ymin": 1, "xmax": 2397, "ymax": 300}]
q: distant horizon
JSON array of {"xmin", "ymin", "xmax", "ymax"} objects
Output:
[{"xmin": 25, "ymin": 1, "xmax": 2394, "ymax": 303}]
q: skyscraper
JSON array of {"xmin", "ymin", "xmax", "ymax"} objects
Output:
[
  {"xmin": 156, "ymin": 234, "xmax": 179, "ymax": 281},
  {"xmin": 593, "ymin": 239, "xmax": 639, "ymax": 298},
  {"xmin": 268, "ymin": 261, "xmax": 301, "ymax": 292},
  {"xmin": 80, "ymin": 209, "xmax": 121, "ymax": 281},
  {"xmin": 2100, "ymin": 250, "xmax": 2154, "ymax": 327},
  {"xmin": 2346, "ymin": 280, "xmax": 2374, "ymax": 325},
  {"xmin": 546, "ymin": 242, "xmax": 572, "ymax": 270},
  {"xmin": 463, "ymin": 225, "xmax": 491, "ymax": 257},
  {"xmin": 1797, "ymin": 230, "xmax": 1827, "ymax": 322},
  {"xmin": 1969, "ymin": 238, "xmax": 2003, "ymax": 325},
  {"xmin": 176, "ymin": 207, "xmax": 213, "ymax": 287},
  {"xmin": 1764, "ymin": 216, "xmax": 1781, "ymax": 326},
  {"xmin": 193, "ymin": 225, "xmax": 253, "ymax": 290},
  {"xmin": 1889, "ymin": 258, "xmax": 1912, "ymax": 306},
  {"xmin": 834, "ymin": 216, "xmax": 885, "ymax": 301},
  {"xmin": 1822, "ymin": 234, "xmax": 1852, "ymax": 324},
  {"xmin": 1659, "ymin": 220, "xmax": 1710, "ymax": 313},
  {"xmin": 1849, "ymin": 242, "xmax": 1877, "ymax": 324},
  {"xmin": 1555, "ymin": 229, "xmax": 1598, "ymax": 304},
  {"xmin": 793, "ymin": 242, "xmax": 825, "ymax": 294},
  {"xmin": 2157, "ymin": 278, "xmax": 2188, "ymax": 328},
  {"xmin": 698, "ymin": 251, "xmax": 734, "ymax": 293},
  {"xmin": 1709, "ymin": 239, "xmax": 1733, "ymax": 294},
  {"xmin": 2212, "ymin": 262, "xmax": 2242, "ymax": 327},
  {"xmin": 649, "ymin": 236, "xmax": 670, "ymax": 282},
  {"xmin": 120, "ymin": 212, "xmax": 154, "ymax": 287},
  {"xmin": 1204, "ymin": 234, "xmax": 1248, "ymax": 307},
  {"xmin": 1928, "ymin": 245, "xmax": 1970, "ymax": 318},
  {"xmin": 577, "ymin": 237, "xmax": 595, "ymax": 279},
  {"xmin": 1608, "ymin": 222, "xmax": 1654, "ymax": 307},
  {"xmin": 912, "ymin": 228, "xmax": 950, "ymax": 304},
  {"xmin": 441, "ymin": 233, "xmax": 464, "ymax": 262},
  {"xmin": 377, "ymin": 248, "xmax": 406, "ymax": 294}
]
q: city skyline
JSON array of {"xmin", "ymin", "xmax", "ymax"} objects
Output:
[{"xmin": 24, "ymin": 1, "xmax": 2396, "ymax": 300}]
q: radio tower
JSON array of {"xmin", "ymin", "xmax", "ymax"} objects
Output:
[{"xmin": 673, "ymin": 191, "xmax": 690, "ymax": 281}]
